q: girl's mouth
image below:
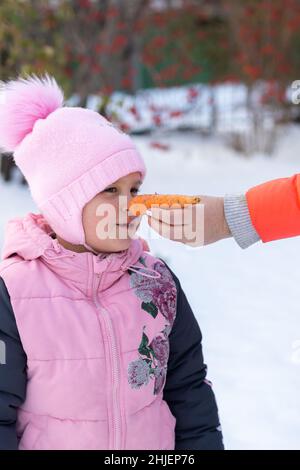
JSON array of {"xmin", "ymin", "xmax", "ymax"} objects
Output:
[
  {"xmin": 117, "ymin": 217, "xmax": 139, "ymax": 227},
  {"xmin": 117, "ymin": 223, "xmax": 135, "ymax": 229}
]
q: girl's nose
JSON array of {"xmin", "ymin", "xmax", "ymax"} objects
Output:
[
  {"xmin": 121, "ymin": 193, "xmax": 134, "ymax": 211},
  {"xmin": 119, "ymin": 194, "xmax": 137, "ymax": 221},
  {"xmin": 119, "ymin": 199, "xmax": 129, "ymax": 213},
  {"xmin": 117, "ymin": 195, "xmax": 130, "ymax": 223}
]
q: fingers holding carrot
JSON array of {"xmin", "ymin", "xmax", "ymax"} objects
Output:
[{"xmin": 128, "ymin": 193, "xmax": 204, "ymax": 246}]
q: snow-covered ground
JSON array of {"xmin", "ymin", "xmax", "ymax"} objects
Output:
[
  {"xmin": 1, "ymin": 125, "xmax": 300, "ymax": 449},
  {"xmin": 86, "ymin": 81, "xmax": 292, "ymax": 138}
]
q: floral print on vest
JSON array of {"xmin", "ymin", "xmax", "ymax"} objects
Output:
[
  {"xmin": 128, "ymin": 325, "xmax": 171, "ymax": 395},
  {"xmin": 129, "ymin": 260, "xmax": 177, "ymax": 326},
  {"xmin": 128, "ymin": 260, "xmax": 177, "ymax": 395}
]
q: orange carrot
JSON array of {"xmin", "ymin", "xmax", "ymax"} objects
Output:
[{"xmin": 129, "ymin": 194, "xmax": 201, "ymax": 216}]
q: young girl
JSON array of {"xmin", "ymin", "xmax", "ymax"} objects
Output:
[{"xmin": 0, "ymin": 74, "xmax": 223, "ymax": 450}]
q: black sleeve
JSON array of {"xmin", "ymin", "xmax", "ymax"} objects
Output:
[
  {"xmin": 161, "ymin": 262, "xmax": 224, "ymax": 450},
  {"xmin": 0, "ymin": 277, "xmax": 27, "ymax": 450}
]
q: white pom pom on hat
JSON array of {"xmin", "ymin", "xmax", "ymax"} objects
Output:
[{"xmin": 0, "ymin": 73, "xmax": 147, "ymax": 245}]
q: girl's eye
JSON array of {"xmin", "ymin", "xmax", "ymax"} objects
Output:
[
  {"xmin": 131, "ymin": 188, "xmax": 140, "ymax": 195},
  {"xmin": 103, "ymin": 187, "xmax": 140, "ymax": 194},
  {"xmin": 104, "ymin": 187, "xmax": 117, "ymax": 193}
]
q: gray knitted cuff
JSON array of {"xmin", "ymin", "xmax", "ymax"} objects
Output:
[{"xmin": 224, "ymin": 194, "xmax": 260, "ymax": 249}]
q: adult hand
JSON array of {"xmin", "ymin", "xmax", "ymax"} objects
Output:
[{"xmin": 147, "ymin": 195, "xmax": 232, "ymax": 246}]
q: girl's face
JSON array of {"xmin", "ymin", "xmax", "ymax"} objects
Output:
[{"xmin": 82, "ymin": 171, "xmax": 143, "ymax": 253}]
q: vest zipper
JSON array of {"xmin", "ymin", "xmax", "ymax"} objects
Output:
[{"xmin": 92, "ymin": 269, "xmax": 122, "ymax": 450}]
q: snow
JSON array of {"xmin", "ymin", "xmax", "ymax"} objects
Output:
[
  {"xmin": 80, "ymin": 83, "xmax": 235, "ymax": 134},
  {"xmin": 83, "ymin": 81, "xmax": 289, "ymax": 138},
  {"xmin": 1, "ymin": 124, "xmax": 300, "ymax": 449}
]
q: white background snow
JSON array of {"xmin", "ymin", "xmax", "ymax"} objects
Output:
[{"xmin": 1, "ymin": 122, "xmax": 300, "ymax": 450}]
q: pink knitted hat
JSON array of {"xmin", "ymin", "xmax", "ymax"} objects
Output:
[{"xmin": 0, "ymin": 74, "xmax": 147, "ymax": 245}]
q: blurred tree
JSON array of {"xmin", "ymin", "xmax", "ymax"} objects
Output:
[
  {"xmin": 0, "ymin": 0, "xmax": 68, "ymax": 88},
  {"xmin": 141, "ymin": 0, "xmax": 229, "ymax": 88},
  {"xmin": 217, "ymin": 0, "xmax": 300, "ymax": 154},
  {"xmin": 0, "ymin": 0, "xmax": 68, "ymax": 183},
  {"xmin": 61, "ymin": 0, "xmax": 152, "ymax": 107},
  {"xmin": 0, "ymin": 0, "xmax": 227, "ymax": 103},
  {"xmin": 222, "ymin": 0, "xmax": 300, "ymax": 97},
  {"xmin": 0, "ymin": 152, "xmax": 26, "ymax": 184}
]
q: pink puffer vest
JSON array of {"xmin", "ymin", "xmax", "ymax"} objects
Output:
[{"xmin": 0, "ymin": 213, "xmax": 177, "ymax": 450}]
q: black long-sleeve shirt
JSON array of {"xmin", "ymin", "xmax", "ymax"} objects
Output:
[
  {"xmin": 0, "ymin": 262, "xmax": 224, "ymax": 450},
  {"xmin": 0, "ymin": 277, "xmax": 27, "ymax": 450}
]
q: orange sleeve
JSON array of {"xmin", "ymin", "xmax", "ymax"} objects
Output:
[{"xmin": 246, "ymin": 174, "xmax": 300, "ymax": 242}]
